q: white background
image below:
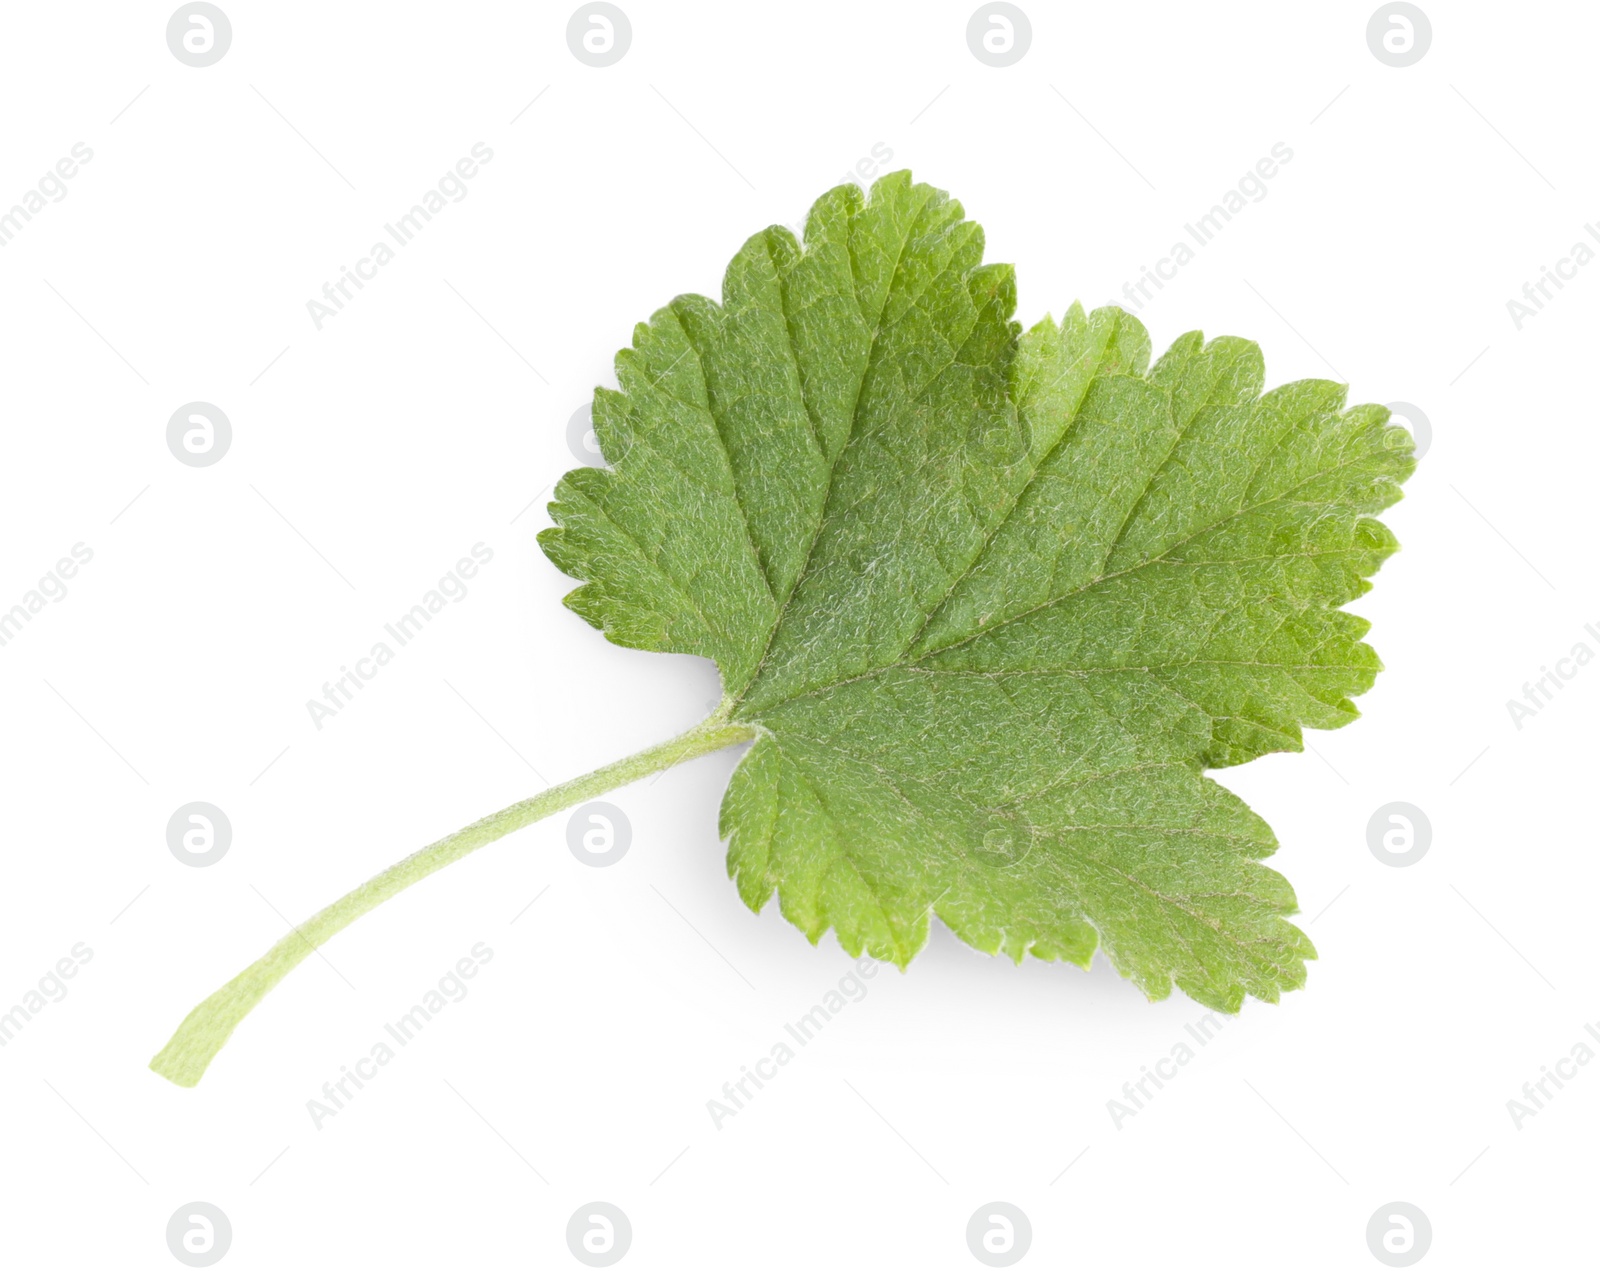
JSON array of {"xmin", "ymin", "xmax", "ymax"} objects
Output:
[{"xmin": 1, "ymin": 1, "xmax": 1595, "ymax": 1267}]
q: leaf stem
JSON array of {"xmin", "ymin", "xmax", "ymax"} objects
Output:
[{"xmin": 150, "ymin": 715, "xmax": 756, "ymax": 1087}]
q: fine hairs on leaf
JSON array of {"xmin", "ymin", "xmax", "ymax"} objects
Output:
[{"xmin": 151, "ymin": 171, "xmax": 1414, "ymax": 1087}]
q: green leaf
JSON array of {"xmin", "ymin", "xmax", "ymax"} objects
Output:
[
  {"xmin": 149, "ymin": 169, "xmax": 1418, "ymax": 1090},
  {"xmin": 541, "ymin": 171, "xmax": 1415, "ymax": 1011}
]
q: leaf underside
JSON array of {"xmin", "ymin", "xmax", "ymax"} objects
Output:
[{"xmin": 540, "ymin": 171, "xmax": 1413, "ymax": 1011}]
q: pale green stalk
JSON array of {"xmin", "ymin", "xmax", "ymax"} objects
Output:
[{"xmin": 151, "ymin": 716, "xmax": 755, "ymax": 1087}]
